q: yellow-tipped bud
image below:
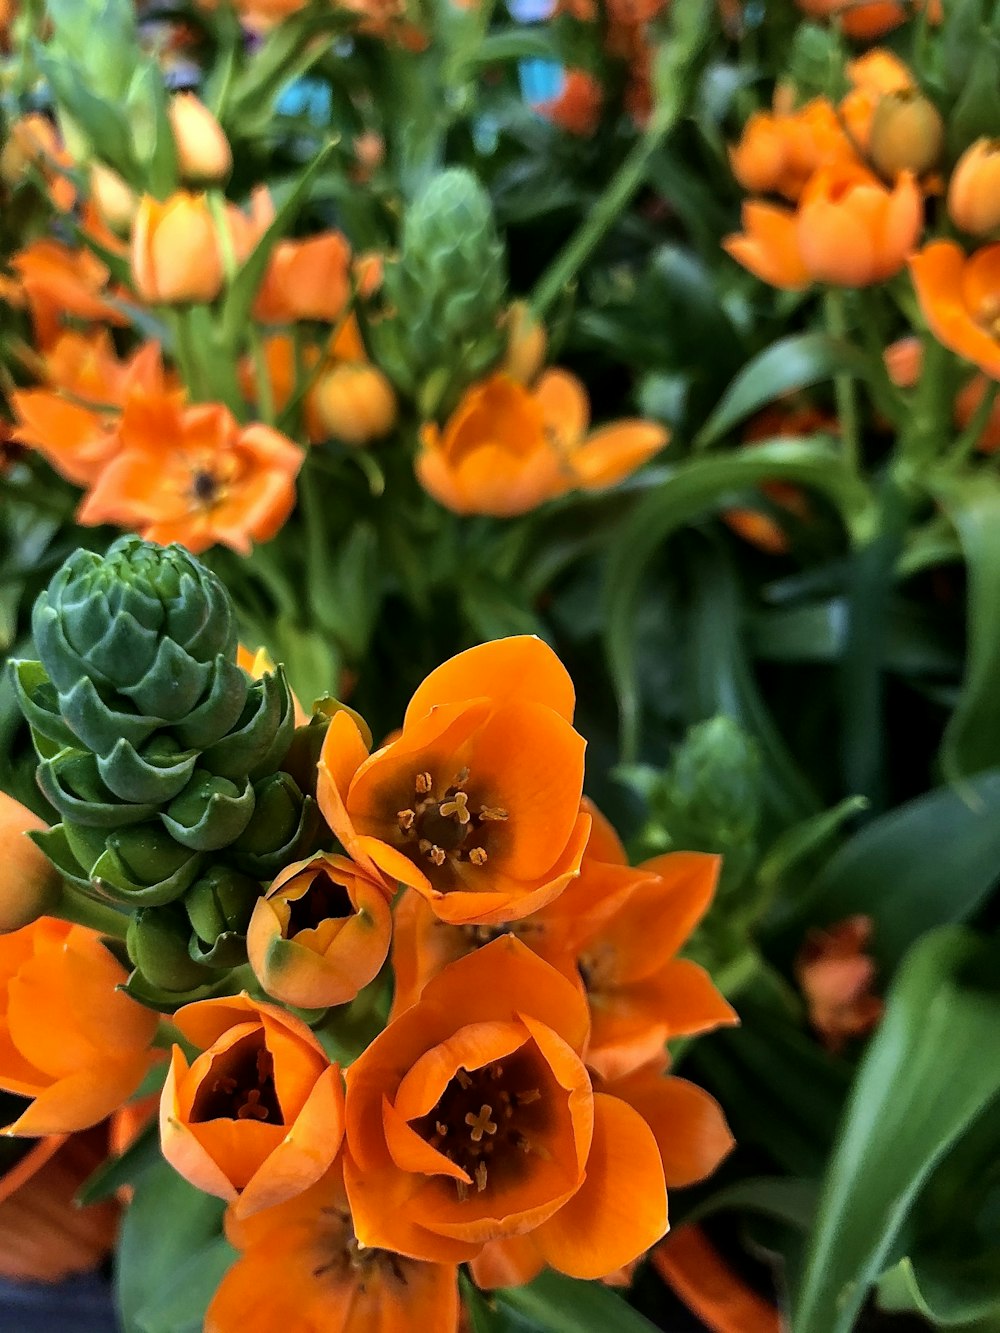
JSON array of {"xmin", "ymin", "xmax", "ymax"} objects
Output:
[
  {"xmin": 313, "ymin": 363, "xmax": 398, "ymax": 445},
  {"xmin": 168, "ymin": 93, "xmax": 233, "ymax": 187},
  {"xmin": 869, "ymin": 91, "xmax": 944, "ymax": 179},
  {"xmin": 501, "ymin": 301, "xmax": 547, "ymax": 385},
  {"xmin": 90, "ymin": 162, "xmax": 139, "ymax": 234},
  {"xmin": 0, "ymin": 792, "xmax": 62, "ymax": 933},
  {"xmin": 948, "ymin": 138, "xmax": 1000, "ymax": 237}
]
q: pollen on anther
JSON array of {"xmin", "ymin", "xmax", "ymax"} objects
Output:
[
  {"xmin": 475, "ymin": 1161, "xmax": 488, "ymax": 1192},
  {"xmin": 415, "ymin": 772, "xmax": 433, "ymax": 795},
  {"xmin": 397, "ymin": 808, "xmax": 416, "ymax": 830},
  {"xmin": 469, "ymin": 847, "xmax": 488, "ymax": 866},
  {"xmin": 479, "ymin": 806, "xmax": 509, "ymax": 822},
  {"xmin": 455, "ymin": 1068, "xmax": 472, "ymax": 1090},
  {"xmin": 515, "ymin": 1088, "xmax": 541, "ymax": 1106}
]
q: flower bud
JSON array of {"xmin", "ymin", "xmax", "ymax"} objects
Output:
[
  {"xmin": 501, "ymin": 301, "xmax": 547, "ymax": 385},
  {"xmin": 127, "ymin": 905, "xmax": 217, "ymax": 993},
  {"xmin": 130, "ymin": 192, "xmax": 224, "ymax": 304},
  {"xmin": 948, "ymin": 138, "xmax": 1000, "ymax": 237},
  {"xmin": 311, "ymin": 363, "xmax": 397, "ymax": 445},
  {"xmin": 185, "ymin": 866, "xmax": 262, "ymax": 966},
  {"xmin": 869, "ymin": 91, "xmax": 944, "ymax": 179},
  {"xmin": 89, "ymin": 162, "xmax": 138, "ymax": 234},
  {"xmin": 0, "ymin": 792, "xmax": 62, "ymax": 933},
  {"xmin": 168, "ymin": 93, "xmax": 233, "ymax": 187},
  {"xmin": 162, "ymin": 771, "xmax": 255, "ymax": 852},
  {"xmin": 229, "ymin": 771, "xmax": 316, "ymax": 877}
]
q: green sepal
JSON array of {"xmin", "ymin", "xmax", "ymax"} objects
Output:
[
  {"xmin": 127, "ymin": 906, "xmax": 217, "ymax": 993},
  {"xmin": 27, "ymin": 824, "xmax": 89, "ymax": 890},
  {"xmin": 229, "ymin": 776, "xmax": 319, "ymax": 877},
  {"xmin": 10, "ymin": 661, "xmax": 77, "ymax": 750},
  {"xmin": 185, "ymin": 866, "xmax": 261, "ymax": 947},
  {"xmin": 188, "ymin": 931, "xmax": 250, "ymax": 970},
  {"xmin": 59, "ymin": 674, "xmax": 161, "ymax": 756},
  {"xmin": 172, "ymin": 658, "xmax": 249, "ymax": 751},
  {"xmin": 37, "ymin": 749, "xmax": 156, "ymax": 828},
  {"xmin": 90, "ymin": 825, "xmax": 205, "ymax": 906},
  {"xmin": 122, "ymin": 635, "xmax": 213, "ymax": 723},
  {"xmin": 121, "ymin": 967, "xmax": 232, "ymax": 1014},
  {"xmin": 161, "ymin": 771, "xmax": 256, "ymax": 851},
  {"xmin": 200, "ymin": 667, "xmax": 295, "ymax": 781},
  {"xmin": 96, "ymin": 736, "xmax": 199, "ymax": 805}
]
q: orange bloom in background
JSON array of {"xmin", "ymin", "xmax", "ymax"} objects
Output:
[
  {"xmin": 13, "ymin": 335, "xmax": 182, "ymax": 487},
  {"xmin": 169, "ymin": 92, "xmax": 233, "ymax": 186},
  {"xmin": 247, "ymin": 852, "xmax": 393, "ymax": 1009},
  {"xmin": 795, "ymin": 0, "xmax": 939, "ymax": 40},
  {"xmin": 723, "ymin": 404, "xmax": 829, "ymax": 555},
  {"xmin": 131, "ymin": 192, "xmax": 226, "ymax": 304},
  {"xmin": 501, "ymin": 301, "xmax": 547, "ymax": 385},
  {"xmin": 795, "ymin": 915, "xmax": 883, "ymax": 1052},
  {"xmin": 237, "ymin": 643, "xmax": 310, "ymax": 725},
  {"xmin": 910, "ymin": 241, "xmax": 1000, "ymax": 380},
  {"xmin": 884, "ymin": 336, "xmax": 1000, "ymax": 451},
  {"xmin": 206, "ymin": 1160, "xmax": 460, "ymax": 1333},
  {"xmin": 318, "ymin": 636, "xmax": 591, "ymax": 926},
  {"xmin": 255, "ymin": 231, "xmax": 352, "ymax": 324},
  {"xmin": 312, "ymin": 361, "xmax": 398, "ymax": 445},
  {"xmin": 948, "ymin": 139, "xmax": 1000, "ymax": 237},
  {"xmin": 0, "ymin": 113, "xmax": 75, "ymax": 211},
  {"xmin": 161, "ymin": 993, "xmax": 344, "ymax": 1218},
  {"xmin": 418, "ymin": 371, "xmax": 667, "ymax": 517},
  {"xmin": 0, "ymin": 919, "xmax": 157, "ymax": 1136},
  {"xmin": 0, "ymin": 791, "xmax": 61, "ymax": 933},
  {"xmin": 653, "ymin": 1225, "xmax": 781, "ymax": 1333},
  {"xmin": 10, "ymin": 239, "xmax": 127, "ymax": 348},
  {"xmin": 723, "ymin": 202, "xmax": 811, "ymax": 289},
  {"xmin": 238, "ymin": 333, "xmax": 325, "ymax": 441},
  {"xmin": 729, "ymin": 98, "xmax": 858, "ymax": 201},
  {"xmin": 77, "ymin": 399, "xmax": 304, "ymax": 555},
  {"xmin": 839, "ymin": 48, "xmax": 916, "ymax": 151},
  {"xmin": 538, "ymin": 69, "xmax": 603, "ymax": 136},
  {"xmin": 345, "ymin": 936, "xmax": 668, "ymax": 1276},
  {"xmin": 197, "ymin": 0, "xmax": 309, "ymax": 30}
]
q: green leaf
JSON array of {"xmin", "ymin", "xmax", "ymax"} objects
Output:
[
  {"xmin": 135, "ymin": 1236, "xmax": 236, "ymax": 1333},
  {"xmin": 116, "ymin": 1156, "xmax": 227, "ymax": 1333},
  {"xmin": 933, "ymin": 474, "xmax": 1000, "ymax": 783},
  {"xmin": 791, "ymin": 927, "xmax": 1000, "ymax": 1333},
  {"xmin": 473, "ymin": 28, "xmax": 562, "ymax": 63},
  {"xmin": 602, "ymin": 439, "xmax": 874, "ymax": 759},
  {"xmin": 756, "ymin": 796, "xmax": 868, "ymax": 915},
  {"xmin": 688, "ymin": 1176, "xmax": 818, "ymax": 1233},
  {"xmin": 76, "ymin": 1118, "xmax": 159, "ymax": 1206},
  {"xmin": 774, "ymin": 768, "xmax": 1000, "ymax": 967},
  {"xmin": 693, "ymin": 334, "xmax": 871, "ymax": 450},
  {"xmin": 498, "ymin": 1270, "xmax": 658, "ymax": 1333}
]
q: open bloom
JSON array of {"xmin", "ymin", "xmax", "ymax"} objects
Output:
[
  {"xmin": 344, "ymin": 935, "xmax": 668, "ymax": 1278},
  {"xmin": 729, "ymin": 97, "xmax": 858, "ymax": 201},
  {"xmin": 0, "ymin": 920, "xmax": 157, "ymax": 1136},
  {"xmin": 318, "ymin": 636, "xmax": 591, "ymax": 926},
  {"xmin": 254, "ymin": 232, "xmax": 353, "ymax": 324},
  {"xmin": 160, "ymin": 994, "xmax": 344, "ymax": 1218},
  {"xmin": 247, "ymin": 852, "xmax": 393, "ymax": 1009},
  {"xmin": 77, "ymin": 399, "xmax": 303, "ymax": 554},
  {"xmin": 417, "ymin": 372, "xmax": 667, "ymax": 517},
  {"xmin": 207, "ymin": 1160, "xmax": 460, "ymax": 1333},
  {"xmin": 9, "ymin": 239, "xmax": 127, "ymax": 348},
  {"xmin": 909, "ymin": 241, "xmax": 1000, "ymax": 380},
  {"xmin": 795, "ymin": 915, "xmax": 883, "ymax": 1052}
]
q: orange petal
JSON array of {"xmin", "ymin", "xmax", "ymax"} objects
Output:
[
  {"xmin": 652, "ymin": 1224, "xmax": 781, "ymax": 1333},
  {"xmin": 469, "ymin": 1233, "xmax": 545, "ymax": 1290},
  {"xmin": 569, "ymin": 421, "xmax": 668, "ymax": 490},
  {"xmin": 611, "ymin": 1071, "xmax": 734, "ymax": 1188},
  {"xmin": 534, "ymin": 368, "xmax": 590, "ymax": 445},
  {"xmin": 404, "ymin": 636, "xmax": 576, "ymax": 726},
  {"xmin": 4, "ymin": 1056, "xmax": 151, "ymax": 1136},
  {"xmin": 910, "ymin": 241, "xmax": 1000, "ymax": 378}
]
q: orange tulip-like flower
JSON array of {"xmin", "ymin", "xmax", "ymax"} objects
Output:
[
  {"xmin": 9, "ymin": 239, "xmax": 127, "ymax": 348},
  {"xmin": 89, "ymin": 163, "xmax": 139, "ymax": 235},
  {"xmin": 729, "ymin": 98, "xmax": 858, "ymax": 201},
  {"xmin": 723, "ymin": 203, "xmax": 811, "ymax": 290},
  {"xmin": 537, "ymin": 69, "xmax": 603, "ymax": 136},
  {"xmin": 254, "ymin": 231, "xmax": 353, "ymax": 325},
  {"xmin": 910, "ymin": 241, "xmax": 1000, "ymax": 381},
  {"xmin": 795, "ymin": 915, "xmax": 883, "ymax": 1053},
  {"xmin": 206, "ymin": 1160, "xmax": 460, "ymax": 1333},
  {"xmin": 948, "ymin": 139, "xmax": 1000, "ymax": 237},
  {"xmin": 0, "ymin": 793, "xmax": 61, "ymax": 933},
  {"xmin": 13, "ymin": 334, "xmax": 182, "ymax": 486},
  {"xmin": 0, "ymin": 113, "xmax": 75, "ymax": 212},
  {"xmin": 344, "ymin": 935, "xmax": 668, "ymax": 1277},
  {"xmin": 0, "ymin": 919, "xmax": 157, "ymax": 1136},
  {"xmin": 169, "ymin": 92, "xmax": 233, "ymax": 185},
  {"xmin": 77, "ymin": 399, "xmax": 303, "ymax": 555},
  {"xmin": 318, "ymin": 636, "xmax": 591, "ymax": 926},
  {"xmin": 247, "ymin": 853, "xmax": 393, "ymax": 1009},
  {"xmin": 160, "ymin": 994, "xmax": 344, "ymax": 1219},
  {"xmin": 418, "ymin": 372, "xmax": 667, "ymax": 517},
  {"xmin": 131, "ymin": 192, "xmax": 226, "ymax": 304}
]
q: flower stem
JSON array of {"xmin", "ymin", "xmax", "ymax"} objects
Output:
[
  {"xmin": 54, "ymin": 884, "xmax": 129, "ymax": 940},
  {"xmin": 824, "ymin": 289, "xmax": 861, "ymax": 476}
]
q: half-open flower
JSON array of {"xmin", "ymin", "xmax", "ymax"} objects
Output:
[
  {"xmin": 344, "ymin": 935, "xmax": 668, "ymax": 1278},
  {"xmin": 318, "ymin": 636, "xmax": 591, "ymax": 926},
  {"xmin": 247, "ymin": 852, "xmax": 393, "ymax": 1009},
  {"xmin": 160, "ymin": 993, "xmax": 344, "ymax": 1218},
  {"xmin": 0, "ymin": 920, "xmax": 157, "ymax": 1135},
  {"xmin": 909, "ymin": 241, "xmax": 1000, "ymax": 380}
]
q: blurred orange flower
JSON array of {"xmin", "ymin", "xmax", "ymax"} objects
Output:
[
  {"xmin": 909, "ymin": 241, "xmax": 1000, "ymax": 380},
  {"xmin": 948, "ymin": 139, "xmax": 1000, "ymax": 237},
  {"xmin": 247, "ymin": 852, "xmax": 393, "ymax": 1009},
  {"xmin": 197, "ymin": 0, "xmax": 310, "ymax": 30},
  {"xmin": 0, "ymin": 792, "xmax": 61, "ymax": 933},
  {"xmin": 795, "ymin": 0, "xmax": 939, "ymax": 40},
  {"xmin": 885, "ymin": 336, "xmax": 1000, "ymax": 451},
  {"xmin": 169, "ymin": 92, "xmax": 233, "ymax": 186},
  {"xmin": 0, "ymin": 113, "xmax": 75, "ymax": 211},
  {"xmin": 0, "ymin": 919, "xmax": 157, "ymax": 1136},
  {"xmin": 206, "ymin": 1160, "xmax": 460, "ymax": 1333},
  {"xmin": 723, "ymin": 203, "xmax": 811, "ymax": 289},
  {"xmin": 723, "ymin": 404, "xmax": 830, "ymax": 555},
  {"xmin": 417, "ymin": 371, "xmax": 667, "ymax": 517},
  {"xmin": 255, "ymin": 231, "xmax": 352, "ymax": 324},
  {"xmin": 131, "ymin": 192, "xmax": 226, "ymax": 305},
  {"xmin": 318, "ymin": 636, "xmax": 591, "ymax": 926},
  {"xmin": 344, "ymin": 935, "xmax": 668, "ymax": 1277},
  {"xmin": 77, "ymin": 399, "xmax": 303, "ymax": 555},
  {"xmin": 9, "ymin": 239, "xmax": 127, "ymax": 348},
  {"xmin": 795, "ymin": 915, "xmax": 883, "ymax": 1052},
  {"xmin": 729, "ymin": 98, "xmax": 858, "ymax": 201},
  {"xmin": 538, "ymin": 69, "xmax": 603, "ymax": 136},
  {"xmin": 161, "ymin": 994, "xmax": 344, "ymax": 1218}
]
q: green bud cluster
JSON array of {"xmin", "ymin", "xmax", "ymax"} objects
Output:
[
  {"xmin": 13, "ymin": 538, "xmax": 321, "ymax": 996},
  {"xmin": 368, "ymin": 168, "xmax": 508, "ymax": 417}
]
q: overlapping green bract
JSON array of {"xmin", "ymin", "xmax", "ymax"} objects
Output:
[
  {"xmin": 370, "ymin": 168, "xmax": 508, "ymax": 416},
  {"xmin": 11, "ymin": 539, "xmax": 317, "ymax": 968}
]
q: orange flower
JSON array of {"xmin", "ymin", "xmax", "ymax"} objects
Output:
[
  {"xmin": 795, "ymin": 915, "xmax": 883, "ymax": 1052},
  {"xmin": 417, "ymin": 372, "xmax": 667, "ymax": 517},
  {"xmin": 131, "ymin": 192, "xmax": 226, "ymax": 304},
  {"xmin": 0, "ymin": 919, "xmax": 157, "ymax": 1136},
  {"xmin": 344, "ymin": 935, "xmax": 668, "ymax": 1277},
  {"xmin": 884, "ymin": 337, "xmax": 1000, "ymax": 450},
  {"xmin": 10, "ymin": 239, "xmax": 127, "ymax": 348},
  {"xmin": 652, "ymin": 1224, "xmax": 781, "ymax": 1333},
  {"xmin": 501, "ymin": 301, "xmax": 547, "ymax": 385},
  {"xmin": 795, "ymin": 0, "xmax": 939, "ymax": 40},
  {"xmin": 197, "ymin": 0, "xmax": 310, "ymax": 30},
  {"xmin": 948, "ymin": 139, "xmax": 1000, "ymax": 237},
  {"xmin": 0, "ymin": 792, "xmax": 61, "ymax": 933},
  {"xmin": 247, "ymin": 852, "xmax": 393, "ymax": 1009},
  {"xmin": 89, "ymin": 163, "xmax": 139, "ymax": 234},
  {"xmin": 0, "ymin": 113, "xmax": 75, "ymax": 211},
  {"xmin": 237, "ymin": 644, "xmax": 310, "ymax": 725},
  {"xmin": 206, "ymin": 1160, "xmax": 460, "ymax": 1333},
  {"xmin": 160, "ymin": 993, "xmax": 344, "ymax": 1218},
  {"xmin": 169, "ymin": 92, "xmax": 233, "ymax": 185},
  {"xmin": 729, "ymin": 98, "xmax": 858, "ymax": 201},
  {"xmin": 311, "ymin": 362, "xmax": 398, "ymax": 444},
  {"xmin": 723, "ymin": 202, "xmax": 811, "ymax": 289},
  {"xmin": 12, "ymin": 334, "xmax": 181, "ymax": 486},
  {"xmin": 77, "ymin": 399, "xmax": 303, "ymax": 555},
  {"xmin": 909, "ymin": 241, "xmax": 1000, "ymax": 380},
  {"xmin": 254, "ymin": 232, "xmax": 352, "ymax": 325},
  {"xmin": 538, "ymin": 69, "xmax": 603, "ymax": 136},
  {"xmin": 318, "ymin": 636, "xmax": 591, "ymax": 926}
]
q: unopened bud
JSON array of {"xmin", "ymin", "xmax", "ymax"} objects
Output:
[
  {"xmin": 185, "ymin": 866, "xmax": 261, "ymax": 947},
  {"xmin": 312, "ymin": 362, "xmax": 397, "ymax": 445},
  {"xmin": 0, "ymin": 792, "xmax": 62, "ymax": 933},
  {"xmin": 126, "ymin": 904, "xmax": 215, "ymax": 992},
  {"xmin": 501, "ymin": 301, "xmax": 547, "ymax": 385},
  {"xmin": 90, "ymin": 161, "xmax": 138, "ymax": 234},
  {"xmin": 948, "ymin": 138, "xmax": 1000, "ymax": 236},
  {"xmin": 869, "ymin": 91, "xmax": 944, "ymax": 178},
  {"xmin": 168, "ymin": 93, "xmax": 232, "ymax": 186}
]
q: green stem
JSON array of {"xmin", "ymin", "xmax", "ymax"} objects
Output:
[
  {"xmin": 209, "ymin": 190, "xmax": 274, "ymax": 424},
  {"xmin": 824, "ymin": 289, "xmax": 861, "ymax": 476},
  {"xmin": 54, "ymin": 884, "xmax": 129, "ymax": 940}
]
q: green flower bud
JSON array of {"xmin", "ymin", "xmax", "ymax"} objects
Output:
[
  {"xmin": 185, "ymin": 866, "xmax": 262, "ymax": 968},
  {"xmin": 162, "ymin": 770, "xmax": 256, "ymax": 852},
  {"xmin": 229, "ymin": 771, "xmax": 318, "ymax": 877},
  {"xmin": 200, "ymin": 666, "xmax": 296, "ymax": 781},
  {"xmin": 127, "ymin": 905, "xmax": 217, "ymax": 993},
  {"xmin": 661, "ymin": 716, "xmax": 762, "ymax": 851}
]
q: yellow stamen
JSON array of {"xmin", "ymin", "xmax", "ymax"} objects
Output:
[{"xmin": 465, "ymin": 1105, "xmax": 498, "ymax": 1142}]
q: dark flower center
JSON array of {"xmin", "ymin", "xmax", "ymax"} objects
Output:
[
  {"xmin": 287, "ymin": 870, "xmax": 355, "ymax": 936},
  {"xmin": 189, "ymin": 1031, "xmax": 283, "ymax": 1125},
  {"xmin": 395, "ymin": 767, "xmax": 508, "ymax": 873}
]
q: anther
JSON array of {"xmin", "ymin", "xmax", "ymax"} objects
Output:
[
  {"xmin": 212, "ymin": 1075, "xmax": 237, "ymax": 1096},
  {"xmin": 455, "ymin": 1068, "xmax": 472, "ymax": 1090},
  {"xmin": 418, "ymin": 839, "xmax": 447, "ymax": 866},
  {"xmin": 435, "ymin": 1121, "xmax": 448, "ymax": 1137},
  {"xmin": 465, "ymin": 1105, "xmax": 498, "ymax": 1142},
  {"xmin": 439, "ymin": 791, "xmax": 471, "ymax": 824},
  {"xmin": 476, "ymin": 1161, "xmax": 488, "ymax": 1192},
  {"xmin": 397, "ymin": 808, "xmax": 416, "ymax": 830},
  {"xmin": 468, "ymin": 847, "xmax": 488, "ymax": 866},
  {"xmin": 515, "ymin": 1089, "xmax": 541, "ymax": 1106},
  {"xmin": 453, "ymin": 768, "xmax": 470, "ymax": 786},
  {"xmin": 455, "ymin": 1179, "xmax": 469, "ymax": 1202},
  {"xmin": 479, "ymin": 806, "xmax": 509, "ymax": 822},
  {"xmin": 415, "ymin": 772, "xmax": 433, "ymax": 795}
]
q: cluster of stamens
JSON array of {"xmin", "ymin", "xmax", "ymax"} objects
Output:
[
  {"xmin": 413, "ymin": 1060, "xmax": 543, "ymax": 1201},
  {"xmin": 396, "ymin": 768, "xmax": 508, "ymax": 871},
  {"xmin": 315, "ymin": 1208, "xmax": 408, "ymax": 1289},
  {"xmin": 191, "ymin": 1040, "xmax": 282, "ymax": 1125}
]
